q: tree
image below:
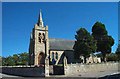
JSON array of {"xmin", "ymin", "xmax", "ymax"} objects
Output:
[
  {"xmin": 19, "ymin": 52, "xmax": 29, "ymax": 65},
  {"xmin": 73, "ymin": 28, "xmax": 97, "ymax": 63},
  {"xmin": 2, "ymin": 57, "xmax": 7, "ymax": 66},
  {"xmin": 106, "ymin": 53, "xmax": 118, "ymax": 61},
  {"xmin": 92, "ymin": 22, "xmax": 114, "ymax": 62},
  {"xmin": 12, "ymin": 54, "xmax": 19, "ymax": 65},
  {"xmin": 2, "ymin": 52, "xmax": 29, "ymax": 66},
  {"xmin": 4, "ymin": 56, "xmax": 15, "ymax": 66},
  {"xmin": 116, "ymin": 43, "xmax": 120, "ymax": 61}
]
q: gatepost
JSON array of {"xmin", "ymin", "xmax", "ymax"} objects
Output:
[
  {"xmin": 45, "ymin": 56, "xmax": 49, "ymax": 77},
  {"xmin": 64, "ymin": 56, "xmax": 68, "ymax": 75}
]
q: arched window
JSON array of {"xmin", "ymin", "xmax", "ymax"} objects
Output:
[
  {"xmin": 42, "ymin": 33, "xmax": 45, "ymax": 39},
  {"xmin": 38, "ymin": 33, "xmax": 41, "ymax": 43},
  {"xmin": 56, "ymin": 52, "xmax": 58, "ymax": 60},
  {"xmin": 42, "ymin": 33, "xmax": 45, "ymax": 43},
  {"xmin": 39, "ymin": 33, "xmax": 41, "ymax": 36},
  {"xmin": 52, "ymin": 52, "xmax": 56, "ymax": 64},
  {"xmin": 52, "ymin": 52, "xmax": 54, "ymax": 59}
]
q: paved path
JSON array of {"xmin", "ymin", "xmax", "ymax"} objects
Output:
[
  {"xmin": 1, "ymin": 70, "xmax": 120, "ymax": 78},
  {"xmin": 66, "ymin": 70, "xmax": 120, "ymax": 77},
  {"xmin": 0, "ymin": 73, "xmax": 22, "ymax": 78},
  {"xmin": 49, "ymin": 70, "xmax": 120, "ymax": 78}
]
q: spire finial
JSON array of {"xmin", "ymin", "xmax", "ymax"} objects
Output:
[
  {"xmin": 40, "ymin": 9, "xmax": 42, "ymax": 17},
  {"xmin": 38, "ymin": 9, "xmax": 44, "ymax": 27}
]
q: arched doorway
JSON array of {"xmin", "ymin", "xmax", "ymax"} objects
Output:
[{"xmin": 38, "ymin": 52, "xmax": 45, "ymax": 65}]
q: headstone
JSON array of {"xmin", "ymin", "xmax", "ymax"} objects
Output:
[
  {"xmin": 97, "ymin": 58, "xmax": 101, "ymax": 63},
  {"xmin": 88, "ymin": 55, "xmax": 93, "ymax": 63},
  {"xmin": 93, "ymin": 56, "xmax": 98, "ymax": 63},
  {"xmin": 80, "ymin": 56, "xmax": 84, "ymax": 63},
  {"xmin": 86, "ymin": 58, "xmax": 89, "ymax": 64}
]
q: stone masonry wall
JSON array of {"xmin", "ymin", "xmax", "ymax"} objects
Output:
[
  {"xmin": 2, "ymin": 66, "xmax": 45, "ymax": 77},
  {"xmin": 65, "ymin": 62, "xmax": 119, "ymax": 76}
]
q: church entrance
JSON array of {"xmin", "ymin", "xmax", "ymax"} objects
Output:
[{"xmin": 38, "ymin": 52, "xmax": 45, "ymax": 66}]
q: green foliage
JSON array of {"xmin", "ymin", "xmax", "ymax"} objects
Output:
[
  {"xmin": 106, "ymin": 53, "xmax": 118, "ymax": 61},
  {"xmin": 18, "ymin": 52, "xmax": 29, "ymax": 65},
  {"xmin": 2, "ymin": 52, "xmax": 29, "ymax": 66},
  {"xmin": 92, "ymin": 21, "xmax": 108, "ymax": 36},
  {"xmin": 2, "ymin": 56, "xmax": 15, "ymax": 66},
  {"xmin": 13, "ymin": 54, "xmax": 19, "ymax": 65},
  {"xmin": 115, "ymin": 44, "xmax": 120, "ymax": 61},
  {"xmin": 73, "ymin": 28, "xmax": 97, "ymax": 62},
  {"xmin": 92, "ymin": 21, "xmax": 114, "ymax": 62}
]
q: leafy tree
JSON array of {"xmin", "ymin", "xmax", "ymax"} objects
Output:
[
  {"xmin": 19, "ymin": 52, "xmax": 29, "ymax": 65},
  {"xmin": 92, "ymin": 22, "xmax": 114, "ymax": 62},
  {"xmin": 13, "ymin": 54, "xmax": 19, "ymax": 65},
  {"xmin": 4, "ymin": 56, "xmax": 15, "ymax": 66},
  {"xmin": 2, "ymin": 57, "xmax": 6, "ymax": 66},
  {"xmin": 73, "ymin": 28, "xmax": 97, "ymax": 63},
  {"xmin": 106, "ymin": 53, "xmax": 118, "ymax": 61},
  {"xmin": 116, "ymin": 43, "xmax": 120, "ymax": 61},
  {"xmin": 2, "ymin": 52, "xmax": 29, "ymax": 66}
]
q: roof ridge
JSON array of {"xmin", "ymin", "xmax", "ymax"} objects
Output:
[{"xmin": 49, "ymin": 38, "xmax": 75, "ymax": 41}]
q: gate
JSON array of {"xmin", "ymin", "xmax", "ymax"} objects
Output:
[{"xmin": 53, "ymin": 65, "xmax": 64, "ymax": 75}]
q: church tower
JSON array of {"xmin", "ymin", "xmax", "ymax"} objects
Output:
[{"xmin": 29, "ymin": 10, "xmax": 49, "ymax": 66}]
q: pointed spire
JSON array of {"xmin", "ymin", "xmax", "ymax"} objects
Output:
[
  {"xmin": 38, "ymin": 9, "xmax": 44, "ymax": 27},
  {"xmin": 30, "ymin": 32, "xmax": 32, "ymax": 39}
]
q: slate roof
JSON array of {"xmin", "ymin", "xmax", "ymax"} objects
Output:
[{"xmin": 49, "ymin": 38, "xmax": 75, "ymax": 50}]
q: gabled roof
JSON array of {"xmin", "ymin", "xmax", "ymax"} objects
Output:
[{"xmin": 49, "ymin": 38, "xmax": 75, "ymax": 50}]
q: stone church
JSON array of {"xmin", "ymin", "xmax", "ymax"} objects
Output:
[{"xmin": 29, "ymin": 11, "xmax": 75, "ymax": 66}]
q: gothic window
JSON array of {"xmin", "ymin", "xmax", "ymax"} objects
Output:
[
  {"xmin": 38, "ymin": 33, "xmax": 42, "ymax": 43},
  {"xmin": 42, "ymin": 33, "xmax": 45, "ymax": 43},
  {"xmin": 39, "ymin": 33, "xmax": 41, "ymax": 36},
  {"xmin": 56, "ymin": 52, "xmax": 58, "ymax": 60},
  {"xmin": 52, "ymin": 52, "xmax": 56, "ymax": 65},
  {"xmin": 52, "ymin": 52, "xmax": 54, "ymax": 59},
  {"xmin": 38, "ymin": 32, "xmax": 45, "ymax": 43}
]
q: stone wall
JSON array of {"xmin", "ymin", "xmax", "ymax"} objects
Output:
[
  {"xmin": 65, "ymin": 62, "xmax": 119, "ymax": 76},
  {"xmin": 2, "ymin": 66, "xmax": 45, "ymax": 77}
]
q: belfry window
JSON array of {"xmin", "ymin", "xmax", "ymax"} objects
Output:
[
  {"xmin": 39, "ymin": 33, "xmax": 41, "ymax": 36},
  {"xmin": 38, "ymin": 32, "xmax": 45, "ymax": 43},
  {"xmin": 38, "ymin": 33, "xmax": 42, "ymax": 43},
  {"xmin": 42, "ymin": 33, "xmax": 45, "ymax": 43}
]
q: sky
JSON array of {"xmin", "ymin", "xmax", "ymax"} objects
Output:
[{"xmin": 2, "ymin": 2, "xmax": 118, "ymax": 57}]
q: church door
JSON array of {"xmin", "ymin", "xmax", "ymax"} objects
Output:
[{"xmin": 38, "ymin": 52, "xmax": 45, "ymax": 65}]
